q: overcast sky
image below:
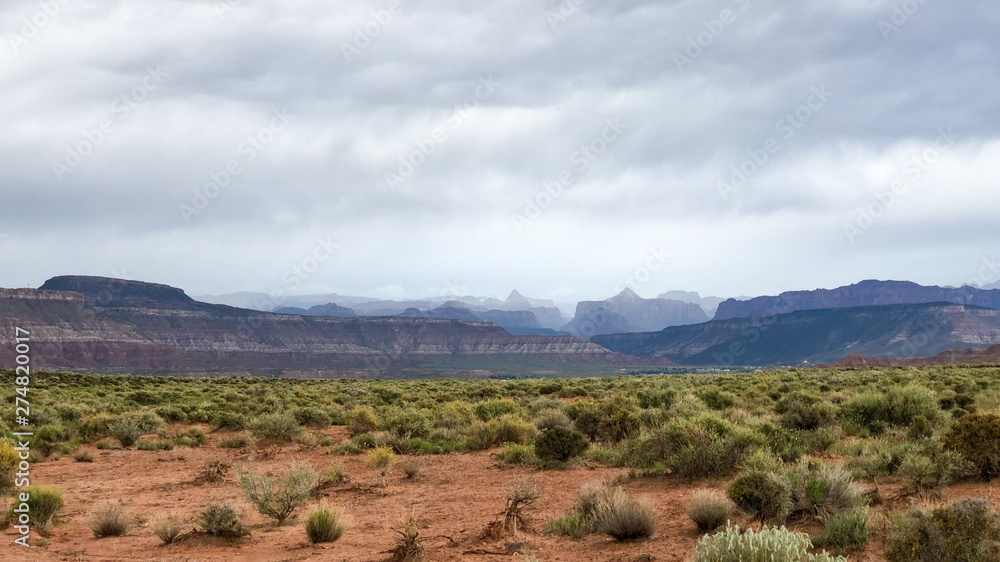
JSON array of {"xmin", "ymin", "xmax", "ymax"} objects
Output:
[{"xmin": 1, "ymin": 0, "xmax": 999, "ymax": 303}]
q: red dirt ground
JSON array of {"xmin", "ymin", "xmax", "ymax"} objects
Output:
[{"xmin": 2, "ymin": 425, "xmax": 998, "ymax": 561}]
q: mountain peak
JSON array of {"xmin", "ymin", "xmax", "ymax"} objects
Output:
[
  {"xmin": 613, "ymin": 287, "xmax": 641, "ymax": 300},
  {"xmin": 506, "ymin": 289, "xmax": 526, "ymax": 302}
]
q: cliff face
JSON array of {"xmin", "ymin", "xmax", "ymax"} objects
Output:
[
  {"xmin": 0, "ymin": 277, "xmax": 627, "ymax": 375},
  {"xmin": 593, "ymin": 303, "xmax": 1000, "ymax": 367},
  {"xmin": 715, "ymin": 280, "xmax": 1000, "ymax": 320},
  {"xmin": 564, "ymin": 289, "xmax": 709, "ymax": 336}
]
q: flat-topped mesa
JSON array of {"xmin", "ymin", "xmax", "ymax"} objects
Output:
[{"xmin": 39, "ymin": 275, "xmax": 198, "ymax": 309}]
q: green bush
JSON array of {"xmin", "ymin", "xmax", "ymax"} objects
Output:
[
  {"xmin": 348, "ymin": 406, "xmax": 380, "ymax": 436},
  {"xmin": 693, "ymin": 524, "xmax": 846, "ymax": 562},
  {"xmin": 816, "ymin": 509, "xmax": 869, "ymax": 553},
  {"xmin": 545, "ymin": 513, "xmax": 591, "ymax": 539},
  {"xmin": 597, "ymin": 399, "xmax": 642, "ymax": 442},
  {"xmin": 292, "ymin": 406, "xmax": 331, "ymax": 427},
  {"xmin": 565, "ymin": 400, "xmax": 602, "ymax": 440},
  {"xmin": 136, "ymin": 438, "xmax": 174, "ymax": 451},
  {"xmin": 840, "ymin": 385, "xmax": 939, "ymax": 433},
  {"xmin": 727, "ymin": 471, "xmax": 793, "ymax": 523},
  {"xmin": 6, "ymin": 484, "xmax": 64, "ymax": 529},
  {"xmin": 305, "ymin": 505, "xmax": 346, "ymax": 543},
  {"xmin": 643, "ymin": 414, "xmax": 765, "ymax": 477},
  {"xmin": 211, "ymin": 411, "xmax": 249, "ymax": 431},
  {"xmin": 535, "ymin": 427, "xmax": 589, "ymax": 465},
  {"xmin": 777, "ymin": 394, "xmax": 837, "ymax": 430},
  {"xmin": 385, "ymin": 410, "xmax": 431, "ymax": 439},
  {"xmin": 785, "ymin": 461, "xmax": 862, "ymax": 520},
  {"xmin": 897, "ymin": 443, "xmax": 971, "ymax": 493},
  {"xmin": 533, "ymin": 408, "xmax": 573, "ymax": 431},
  {"xmin": 944, "ymin": 413, "xmax": 1000, "ymax": 480},
  {"xmin": 108, "ymin": 418, "xmax": 142, "ymax": 448},
  {"xmin": 178, "ymin": 427, "xmax": 207, "ymax": 447},
  {"xmin": 220, "ymin": 432, "xmax": 252, "ymax": 449},
  {"xmin": 80, "ymin": 413, "xmax": 116, "ymax": 440},
  {"xmin": 252, "ymin": 412, "xmax": 302, "ymax": 441},
  {"xmin": 696, "ymin": 388, "xmax": 739, "ymax": 410},
  {"xmin": 474, "ymin": 398, "xmax": 522, "ymax": 421},
  {"xmin": 155, "ymin": 405, "xmax": 188, "ymax": 422},
  {"xmin": 198, "ymin": 503, "xmax": 249, "ymax": 537},
  {"xmin": 496, "ymin": 443, "xmax": 536, "ymax": 466},
  {"xmin": 885, "ymin": 499, "xmax": 1000, "ymax": 562},
  {"xmin": 686, "ymin": 489, "xmax": 732, "ymax": 533},
  {"xmin": 237, "ymin": 462, "xmax": 319, "ymax": 524},
  {"xmin": 907, "ymin": 415, "xmax": 933, "ymax": 441}
]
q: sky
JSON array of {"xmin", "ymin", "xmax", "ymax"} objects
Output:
[{"xmin": 1, "ymin": 0, "xmax": 999, "ymax": 304}]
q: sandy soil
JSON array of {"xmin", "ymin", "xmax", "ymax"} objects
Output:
[{"xmin": 2, "ymin": 425, "xmax": 998, "ymax": 561}]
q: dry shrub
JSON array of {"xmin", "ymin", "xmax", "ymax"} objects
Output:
[
  {"xmin": 593, "ymin": 487, "xmax": 656, "ymax": 541},
  {"xmin": 150, "ymin": 512, "xmax": 185, "ymax": 545},
  {"xmin": 399, "ymin": 458, "xmax": 422, "ymax": 480},
  {"xmin": 73, "ymin": 450, "xmax": 95, "ymax": 463},
  {"xmin": 503, "ymin": 479, "xmax": 541, "ymax": 535},
  {"xmin": 237, "ymin": 461, "xmax": 319, "ymax": 525},
  {"xmin": 89, "ymin": 501, "xmax": 129, "ymax": 538},
  {"xmin": 198, "ymin": 503, "xmax": 249, "ymax": 538},
  {"xmin": 196, "ymin": 459, "xmax": 230, "ymax": 484},
  {"xmin": 686, "ymin": 489, "xmax": 733, "ymax": 533},
  {"xmin": 390, "ymin": 511, "xmax": 424, "ymax": 561}
]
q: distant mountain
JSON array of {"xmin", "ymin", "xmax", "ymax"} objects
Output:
[
  {"xmin": 195, "ymin": 291, "xmax": 344, "ymax": 311},
  {"xmin": 986, "ymin": 281, "xmax": 1000, "ymax": 291},
  {"xmin": 564, "ymin": 288, "xmax": 709, "ymax": 337},
  {"xmin": 593, "ymin": 302, "xmax": 1000, "ymax": 366},
  {"xmin": 397, "ymin": 303, "xmax": 482, "ymax": 322},
  {"xmin": 714, "ymin": 280, "xmax": 1000, "ymax": 320},
  {"xmin": 195, "ymin": 288, "xmax": 569, "ymax": 329},
  {"xmin": 658, "ymin": 290, "xmax": 726, "ymax": 318},
  {"xmin": 494, "ymin": 290, "xmax": 567, "ymax": 330},
  {"xmin": 275, "ymin": 303, "xmax": 356, "ymax": 317},
  {"xmin": 1, "ymin": 276, "xmax": 636, "ymax": 376}
]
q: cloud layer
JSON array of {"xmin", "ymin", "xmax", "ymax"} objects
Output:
[{"xmin": 2, "ymin": 0, "xmax": 999, "ymax": 302}]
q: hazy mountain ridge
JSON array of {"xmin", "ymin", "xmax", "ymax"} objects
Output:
[
  {"xmin": 0, "ymin": 277, "xmax": 630, "ymax": 375},
  {"xmin": 564, "ymin": 288, "xmax": 709, "ymax": 336},
  {"xmin": 657, "ymin": 290, "xmax": 727, "ymax": 317},
  {"xmin": 199, "ymin": 289, "xmax": 568, "ymax": 330},
  {"xmin": 593, "ymin": 302, "xmax": 1000, "ymax": 366},
  {"xmin": 715, "ymin": 280, "xmax": 1000, "ymax": 320}
]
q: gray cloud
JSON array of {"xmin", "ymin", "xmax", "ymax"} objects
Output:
[{"xmin": 1, "ymin": 0, "xmax": 999, "ymax": 303}]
